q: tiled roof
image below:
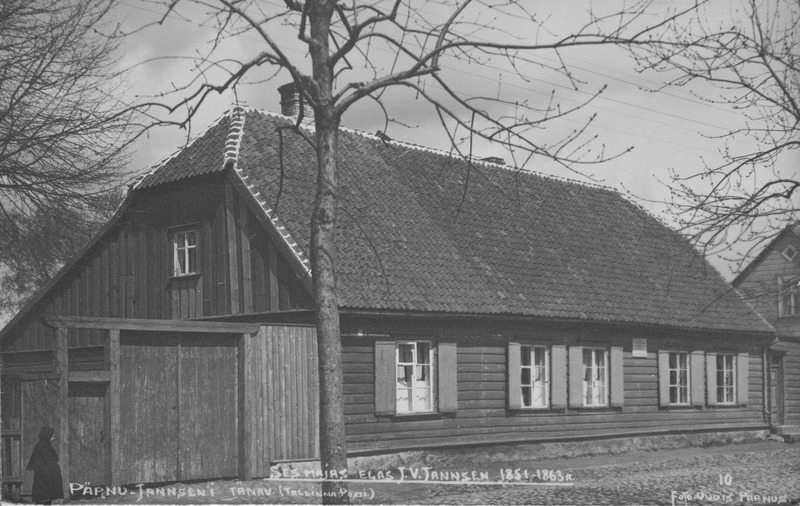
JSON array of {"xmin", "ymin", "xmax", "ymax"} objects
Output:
[{"xmin": 138, "ymin": 108, "xmax": 771, "ymax": 333}]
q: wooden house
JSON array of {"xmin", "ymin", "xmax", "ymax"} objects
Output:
[
  {"xmin": 732, "ymin": 223, "xmax": 800, "ymax": 436},
  {"xmin": 0, "ymin": 94, "xmax": 777, "ymax": 494}
]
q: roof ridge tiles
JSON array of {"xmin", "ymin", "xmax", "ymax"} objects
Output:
[
  {"xmin": 237, "ymin": 107, "xmax": 618, "ymax": 195},
  {"xmin": 130, "ymin": 108, "xmax": 240, "ymax": 189},
  {"xmin": 227, "ymin": 106, "xmax": 313, "ymax": 276}
]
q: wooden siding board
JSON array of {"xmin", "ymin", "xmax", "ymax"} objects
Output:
[
  {"xmin": 341, "ymin": 336, "xmax": 768, "ymax": 451},
  {"xmin": 119, "ymin": 332, "xmax": 179, "ymax": 484},
  {"xmin": 239, "ymin": 204, "xmax": 253, "ymax": 313},
  {"xmin": 178, "ymin": 334, "xmax": 238, "ymax": 480},
  {"xmin": 68, "ymin": 383, "xmax": 106, "ymax": 486},
  {"xmin": 225, "ymin": 185, "xmax": 240, "ymax": 314},
  {"xmin": 267, "ymin": 239, "xmax": 279, "ymax": 312},
  {"xmin": 202, "ymin": 220, "xmax": 213, "ymax": 316}
]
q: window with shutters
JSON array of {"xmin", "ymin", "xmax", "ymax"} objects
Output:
[
  {"xmin": 706, "ymin": 351, "xmax": 748, "ymax": 407},
  {"xmin": 374, "ymin": 340, "xmax": 457, "ymax": 416},
  {"xmin": 583, "ymin": 348, "xmax": 608, "ymax": 407},
  {"xmin": 520, "ymin": 345, "xmax": 550, "ymax": 408},
  {"xmin": 396, "ymin": 341, "xmax": 434, "ymax": 413},
  {"xmin": 568, "ymin": 345, "xmax": 623, "ymax": 409},
  {"xmin": 669, "ymin": 352, "xmax": 690, "ymax": 405},
  {"xmin": 716, "ymin": 353, "xmax": 736, "ymax": 404},
  {"xmin": 173, "ymin": 228, "xmax": 199, "ymax": 276},
  {"xmin": 658, "ymin": 350, "xmax": 704, "ymax": 408}
]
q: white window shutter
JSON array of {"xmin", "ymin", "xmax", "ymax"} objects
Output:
[
  {"xmin": 690, "ymin": 351, "xmax": 705, "ymax": 406},
  {"xmin": 568, "ymin": 346, "xmax": 583, "ymax": 408},
  {"xmin": 374, "ymin": 341, "xmax": 396, "ymax": 416},
  {"xmin": 657, "ymin": 350, "xmax": 670, "ymax": 407},
  {"xmin": 438, "ymin": 342, "xmax": 458, "ymax": 413},
  {"xmin": 551, "ymin": 345, "xmax": 567, "ymax": 408},
  {"xmin": 507, "ymin": 342, "xmax": 522, "ymax": 410},
  {"xmin": 706, "ymin": 353, "xmax": 718, "ymax": 406},
  {"xmin": 610, "ymin": 346, "xmax": 624, "ymax": 407}
]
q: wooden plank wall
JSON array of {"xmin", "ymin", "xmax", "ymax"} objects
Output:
[
  {"xmin": 4, "ymin": 177, "xmax": 312, "ymax": 354},
  {"xmin": 68, "ymin": 383, "xmax": 107, "ymax": 486},
  {"xmin": 341, "ymin": 324, "xmax": 768, "ymax": 453},
  {"xmin": 178, "ymin": 334, "xmax": 238, "ymax": 480},
  {"xmin": 243, "ymin": 325, "xmax": 319, "ymax": 474},
  {"xmin": 736, "ymin": 233, "xmax": 800, "ymax": 322},
  {"xmin": 778, "ymin": 340, "xmax": 800, "ymax": 426},
  {"xmin": 118, "ymin": 333, "xmax": 179, "ymax": 484}
]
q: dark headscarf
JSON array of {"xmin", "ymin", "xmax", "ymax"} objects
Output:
[{"xmin": 38, "ymin": 426, "xmax": 55, "ymax": 442}]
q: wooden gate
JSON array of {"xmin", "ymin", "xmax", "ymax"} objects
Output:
[{"xmin": 118, "ymin": 331, "xmax": 238, "ymax": 484}]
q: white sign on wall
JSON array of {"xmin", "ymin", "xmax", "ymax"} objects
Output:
[{"xmin": 632, "ymin": 338, "xmax": 647, "ymax": 357}]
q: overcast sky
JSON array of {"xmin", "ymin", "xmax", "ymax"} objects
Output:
[{"xmin": 108, "ymin": 0, "xmax": 798, "ymax": 280}]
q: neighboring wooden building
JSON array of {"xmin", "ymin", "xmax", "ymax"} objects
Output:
[
  {"xmin": 1, "ymin": 95, "xmax": 776, "ymax": 492},
  {"xmin": 733, "ymin": 223, "xmax": 800, "ymax": 436}
]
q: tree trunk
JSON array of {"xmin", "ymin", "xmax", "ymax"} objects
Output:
[
  {"xmin": 312, "ymin": 111, "xmax": 348, "ymax": 505},
  {"xmin": 309, "ymin": 1, "xmax": 348, "ymax": 504}
]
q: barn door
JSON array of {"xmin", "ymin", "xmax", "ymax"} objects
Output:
[
  {"xmin": 178, "ymin": 334, "xmax": 237, "ymax": 480},
  {"xmin": 119, "ymin": 332, "xmax": 237, "ymax": 485},
  {"xmin": 68, "ymin": 383, "xmax": 107, "ymax": 486},
  {"xmin": 119, "ymin": 333, "xmax": 179, "ymax": 484}
]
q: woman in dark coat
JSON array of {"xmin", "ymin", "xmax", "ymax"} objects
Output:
[{"xmin": 25, "ymin": 426, "xmax": 63, "ymax": 504}]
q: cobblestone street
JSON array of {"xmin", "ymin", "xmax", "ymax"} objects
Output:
[{"xmin": 63, "ymin": 441, "xmax": 799, "ymax": 506}]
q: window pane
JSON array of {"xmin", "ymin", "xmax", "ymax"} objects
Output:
[
  {"xmin": 532, "ymin": 384, "xmax": 545, "ymax": 408},
  {"xmin": 398, "ymin": 343, "xmax": 413, "ymax": 363},
  {"xmin": 396, "ymin": 387, "xmax": 411, "ymax": 413},
  {"xmin": 177, "ymin": 249, "xmax": 186, "ymax": 273},
  {"xmin": 398, "ymin": 365, "xmax": 412, "ymax": 385},
  {"xmin": 417, "ymin": 364, "xmax": 429, "ymax": 383},
  {"xmin": 414, "ymin": 387, "xmax": 431, "ymax": 411},
  {"xmin": 417, "ymin": 342, "xmax": 430, "ymax": 364},
  {"xmin": 521, "ymin": 386, "xmax": 531, "ymax": 407},
  {"xmin": 534, "ymin": 347, "xmax": 545, "ymax": 367},
  {"xmin": 670, "ymin": 386, "xmax": 677, "ymax": 404},
  {"xmin": 669, "ymin": 353, "xmax": 676, "ymax": 369},
  {"xmin": 521, "ymin": 346, "xmax": 531, "ymax": 366},
  {"xmin": 187, "ymin": 230, "xmax": 197, "ymax": 246},
  {"xmin": 187, "ymin": 247, "xmax": 197, "ymax": 273},
  {"xmin": 521, "ymin": 368, "xmax": 531, "ymax": 385},
  {"xmin": 583, "ymin": 351, "xmax": 592, "ymax": 382}
]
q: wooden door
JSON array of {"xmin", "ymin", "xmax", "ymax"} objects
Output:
[
  {"xmin": 178, "ymin": 334, "xmax": 237, "ymax": 480},
  {"xmin": 771, "ymin": 353, "xmax": 785, "ymax": 425},
  {"xmin": 68, "ymin": 383, "xmax": 107, "ymax": 486},
  {"xmin": 119, "ymin": 333, "xmax": 179, "ymax": 484},
  {"xmin": 118, "ymin": 331, "xmax": 237, "ymax": 484}
]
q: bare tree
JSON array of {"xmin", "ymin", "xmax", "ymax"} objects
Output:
[
  {"xmin": 632, "ymin": 0, "xmax": 799, "ymax": 266},
  {"xmin": 0, "ymin": 0, "xmax": 134, "ymax": 313},
  {"xmin": 135, "ymin": 1, "xmax": 702, "ymax": 502}
]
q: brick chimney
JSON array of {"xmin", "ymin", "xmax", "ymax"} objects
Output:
[{"xmin": 278, "ymin": 82, "xmax": 314, "ymax": 121}]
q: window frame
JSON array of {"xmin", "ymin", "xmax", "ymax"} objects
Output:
[
  {"xmin": 172, "ymin": 227, "xmax": 199, "ymax": 277},
  {"xmin": 519, "ymin": 345, "xmax": 551, "ymax": 409},
  {"xmin": 715, "ymin": 353, "xmax": 737, "ymax": 405},
  {"xmin": 778, "ymin": 276, "xmax": 800, "ymax": 317},
  {"xmin": 582, "ymin": 347, "xmax": 609, "ymax": 407},
  {"xmin": 667, "ymin": 351, "xmax": 691, "ymax": 406},
  {"xmin": 395, "ymin": 340, "xmax": 436, "ymax": 414}
]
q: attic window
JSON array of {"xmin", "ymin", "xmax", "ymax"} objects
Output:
[
  {"xmin": 783, "ymin": 245, "xmax": 797, "ymax": 262},
  {"xmin": 173, "ymin": 229, "xmax": 198, "ymax": 276}
]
